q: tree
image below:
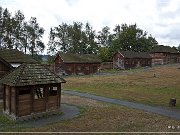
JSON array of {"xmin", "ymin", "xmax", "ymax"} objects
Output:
[
  {"xmin": 177, "ymin": 44, "xmax": 180, "ymax": 52},
  {"xmin": 47, "ymin": 23, "xmax": 71, "ymax": 54},
  {"xmin": 0, "ymin": 8, "xmax": 13, "ymax": 48},
  {"xmin": 84, "ymin": 22, "xmax": 98, "ymax": 54},
  {"xmin": 12, "ymin": 10, "xmax": 25, "ymax": 50},
  {"xmin": 99, "ymin": 47, "xmax": 111, "ymax": 62},
  {"xmin": 111, "ymin": 24, "xmax": 158, "ymax": 52},
  {"xmin": 26, "ymin": 17, "xmax": 45, "ymax": 56},
  {"xmin": 47, "ymin": 22, "xmax": 99, "ymax": 55},
  {"xmin": 0, "ymin": 6, "xmax": 45, "ymax": 56},
  {"xmin": 97, "ymin": 26, "xmax": 113, "ymax": 47}
]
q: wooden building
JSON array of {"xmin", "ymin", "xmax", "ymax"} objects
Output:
[
  {"xmin": 150, "ymin": 45, "xmax": 180, "ymax": 66},
  {"xmin": 0, "ymin": 49, "xmax": 37, "ymax": 99},
  {"xmin": 0, "ymin": 57, "xmax": 13, "ymax": 99},
  {"xmin": 0, "ymin": 49, "xmax": 37, "ymax": 68},
  {"xmin": 113, "ymin": 51, "xmax": 152, "ymax": 69},
  {"xmin": 0, "ymin": 63, "xmax": 66, "ymax": 120},
  {"xmin": 54, "ymin": 53, "xmax": 101, "ymax": 75}
]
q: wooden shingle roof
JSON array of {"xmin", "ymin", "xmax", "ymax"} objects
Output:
[
  {"xmin": 0, "ymin": 56, "xmax": 13, "ymax": 70},
  {"xmin": 151, "ymin": 45, "xmax": 178, "ymax": 53},
  {"xmin": 120, "ymin": 51, "xmax": 152, "ymax": 59},
  {"xmin": 0, "ymin": 63, "xmax": 66, "ymax": 86},
  {"xmin": 58, "ymin": 53, "xmax": 101, "ymax": 63},
  {"xmin": 0, "ymin": 49, "xmax": 37, "ymax": 63}
]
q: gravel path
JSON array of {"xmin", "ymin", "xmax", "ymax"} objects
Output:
[
  {"xmin": 16, "ymin": 104, "xmax": 80, "ymax": 128},
  {"xmin": 63, "ymin": 90, "xmax": 180, "ymax": 120}
]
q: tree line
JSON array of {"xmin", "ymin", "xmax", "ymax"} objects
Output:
[
  {"xmin": 3, "ymin": 6, "xmax": 180, "ymax": 62},
  {"xmin": 0, "ymin": 6, "xmax": 44, "ymax": 56},
  {"xmin": 48, "ymin": 23, "xmax": 158, "ymax": 61}
]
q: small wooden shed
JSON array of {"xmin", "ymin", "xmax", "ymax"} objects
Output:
[{"xmin": 0, "ymin": 63, "xmax": 66, "ymax": 120}]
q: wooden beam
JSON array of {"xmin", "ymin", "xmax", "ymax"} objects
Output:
[
  {"xmin": 15, "ymin": 87, "xmax": 19, "ymax": 116},
  {"xmin": 30, "ymin": 86, "xmax": 34, "ymax": 114},
  {"xmin": 44, "ymin": 85, "xmax": 48, "ymax": 111},
  {"xmin": 57, "ymin": 83, "xmax": 61, "ymax": 109},
  {"xmin": 3, "ymin": 85, "xmax": 6, "ymax": 111},
  {"xmin": 9, "ymin": 86, "xmax": 11, "ymax": 114}
]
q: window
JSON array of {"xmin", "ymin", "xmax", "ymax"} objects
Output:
[
  {"xmin": 34, "ymin": 87, "xmax": 45, "ymax": 99},
  {"xmin": 49, "ymin": 87, "xmax": 58, "ymax": 96}
]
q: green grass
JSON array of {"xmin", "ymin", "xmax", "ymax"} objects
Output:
[
  {"xmin": 0, "ymin": 95, "xmax": 180, "ymax": 132},
  {"xmin": 0, "ymin": 114, "xmax": 16, "ymax": 131},
  {"xmin": 63, "ymin": 64, "xmax": 180, "ymax": 108},
  {"xmin": 22, "ymin": 104, "xmax": 180, "ymax": 132}
]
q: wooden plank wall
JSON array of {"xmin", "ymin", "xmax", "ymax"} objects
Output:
[
  {"xmin": 10, "ymin": 87, "xmax": 16, "ymax": 114},
  {"xmin": 18, "ymin": 94, "xmax": 31, "ymax": 116},
  {"xmin": 34, "ymin": 99, "xmax": 46, "ymax": 113},
  {"xmin": 48, "ymin": 96, "xmax": 58, "ymax": 110}
]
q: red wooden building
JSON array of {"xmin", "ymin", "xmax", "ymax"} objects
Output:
[
  {"xmin": 0, "ymin": 63, "xmax": 66, "ymax": 120},
  {"xmin": 113, "ymin": 51, "xmax": 152, "ymax": 69},
  {"xmin": 54, "ymin": 53, "xmax": 101, "ymax": 75},
  {"xmin": 150, "ymin": 45, "xmax": 180, "ymax": 66}
]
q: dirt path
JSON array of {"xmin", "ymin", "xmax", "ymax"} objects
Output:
[{"xmin": 63, "ymin": 90, "xmax": 180, "ymax": 120}]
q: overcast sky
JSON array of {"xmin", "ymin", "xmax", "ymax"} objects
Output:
[{"xmin": 1, "ymin": 0, "xmax": 180, "ymax": 49}]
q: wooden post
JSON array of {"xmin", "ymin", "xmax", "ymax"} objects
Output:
[
  {"xmin": 15, "ymin": 88, "xmax": 18, "ymax": 116},
  {"xmin": 57, "ymin": 84, "xmax": 61, "ymax": 109},
  {"xmin": 44, "ymin": 85, "xmax": 48, "ymax": 111},
  {"xmin": 169, "ymin": 98, "xmax": 176, "ymax": 107},
  {"xmin": 3, "ymin": 85, "xmax": 6, "ymax": 111},
  {"xmin": 30, "ymin": 86, "xmax": 34, "ymax": 114},
  {"xmin": 74, "ymin": 63, "xmax": 76, "ymax": 75},
  {"xmin": 9, "ymin": 86, "xmax": 11, "ymax": 114}
]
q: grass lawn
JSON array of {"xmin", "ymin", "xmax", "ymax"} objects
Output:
[
  {"xmin": 0, "ymin": 95, "xmax": 178, "ymax": 132},
  {"xmin": 63, "ymin": 64, "xmax": 180, "ymax": 108},
  {"xmin": 0, "ymin": 95, "xmax": 180, "ymax": 132}
]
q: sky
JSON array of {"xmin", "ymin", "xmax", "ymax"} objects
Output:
[{"xmin": 1, "ymin": 0, "xmax": 180, "ymax": 51}]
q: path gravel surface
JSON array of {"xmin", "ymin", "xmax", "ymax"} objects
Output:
[{"xmin": 63, "ymin": 90, "xmax": 180, "ymax": 120}]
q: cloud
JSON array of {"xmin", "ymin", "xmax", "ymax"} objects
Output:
[
  {"xmin": 1, "ymin": 0, "xmax": 180, "ymax": 50},
  {"xmin": 65, "ymin": 0, "xmax": 78, "ymax": 6}
]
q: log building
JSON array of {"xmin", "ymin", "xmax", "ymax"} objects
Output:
[
  {"xmin": 0, "ymin": 57, "xmax": 13, "ymax": 99},
  {"xmin": 54, "ymin": 53, "xmax": 101, "ymax": 75},
  {"xmin": 113, "ymin": 51, "xmax": 152, "ymax": 69},
  {"xmin": 0, "ymin": 63, "xmax": 66, "ymax": 120},
  {"xmin": 150, "ymin": 45, "xmax": 180, "ymax": 66},
  {"xmin": 0, "ymin": 49, "xmax": 37, "ymax": 99}
]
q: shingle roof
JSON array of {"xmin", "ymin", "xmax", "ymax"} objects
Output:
[
  {"xmin": 0, "ymin": 56, "xmax": 13, "ymax": 70},
  {"xmin": 151, "ymin": 45, "xmax": 178, "ymax": 53},
  {"xmin": 58, "ymin": 53, "xmax": 102, "ymax": 63},
  {"xmin": 0, "ymin": 63, "xmax": 66, "ymax": 86},
  {"xmin": 120, "ymin": 51, "xmax": 152, "ymax": 58},
  {"xmin": 0, "ymin": 49, "xmax": 37, "ymax": 63}
]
